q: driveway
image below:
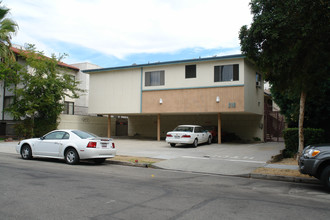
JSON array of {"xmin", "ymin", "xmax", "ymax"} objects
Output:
[
  {"xmin": 115, "ymin": 139, "xmax": 284, "ymax": 176},
  {"xmin": 0, "ymin": 139, "xmax": 284, "ymax": 176}
]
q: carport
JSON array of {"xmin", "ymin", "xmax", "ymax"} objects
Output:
[{"xmin": 106, "ymin": 112, "xmax": 263, "ymax": 144}]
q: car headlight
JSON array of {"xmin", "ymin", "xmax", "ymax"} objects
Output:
[{"xmin": 304, "ymin": 149, "xmax": 320, "ymax": 158}]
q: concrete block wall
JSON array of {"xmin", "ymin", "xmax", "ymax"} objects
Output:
[{"xmin": 58, "ymin": 114, "xmax": 116, "ymax": 137}]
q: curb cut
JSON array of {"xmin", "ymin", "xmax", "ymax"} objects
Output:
[{"xmin": 108, "ymin": 160, "xmax": 158, "ymax": 168}]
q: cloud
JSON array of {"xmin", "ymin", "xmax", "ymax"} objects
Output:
[{"xmin": 7, "ymin": 0, "xmax": 252, "ymax": 60}]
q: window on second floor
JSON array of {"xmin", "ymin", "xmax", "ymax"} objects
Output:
[
  {"xmin": 256, "ymin": 72, "xmax": 262, "ymax": 87},
  {"xmin": 214, "ymin": 64, "xmax": 239, "ymax": 82},
  {"xmin": 145, "ymin": 70, "xmax": 165, "ymax": 86},
  {"xmin": 185, "ymin": 65, "xmax": 196, "ymax": 78},
  {"xmin": 63, "ymin": 101, "xmax": 74, "ymax": 115},
  {"xmin": 4, "ymin": 96, "xmax": 14, "ymax": 109}
]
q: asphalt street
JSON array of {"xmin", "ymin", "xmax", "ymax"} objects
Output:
[{"xmin": 1, "ymin": 153, "xmax": 330, "ymax": 220}]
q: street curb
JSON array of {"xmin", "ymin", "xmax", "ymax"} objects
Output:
[
  {"xmin": 108, "ymin": 160, "xmax": 157, "ymax": 168},
  {"xmin": 249, "ymin": 173, "xmax": 321, "ymax": 185},
  {"xmin": 108, "ymin": 159, "xmax": 321, "ymax": 185}
]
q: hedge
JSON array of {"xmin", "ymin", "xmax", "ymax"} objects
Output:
[{"xmin": 283, "ymin": 128, "xmax": 325, "ymax": 157}]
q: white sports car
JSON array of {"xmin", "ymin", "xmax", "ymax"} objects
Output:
[
  {"xmin": 16, "ymin": 129, "xmax": 116, "ymax": 165},
  {"xmin": 166, "ymin": 125, "xmax": 212, "ymax": 147}
]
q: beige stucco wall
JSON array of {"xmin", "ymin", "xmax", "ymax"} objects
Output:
[
  {"xmin": 243, "ymin": 60, "xmax": 264, "ymax": 114},
  {"xmin": 88, "ymin": 69, "xmax": 141, "ymax": 114},
  {"xmin": 142, "ymin": 58, "xmax": 245, "ymax": 91},
  {"xmin": 58, "ymin": 114, "xmax": 115, "ymax": 137},
  {"xmin": 70, "ymin": 62, "xmax": 102, "ymax": 115}
]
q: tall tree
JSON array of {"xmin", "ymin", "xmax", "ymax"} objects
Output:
[
  {"xmin": 0, "ymin": 2, "xmax": 18, "ymax": 63},
  {"xmin": 239, "ymin": 0, "xmax": 330, "ymax": 154},
  {"xmin": 271, "ymin": 77, "xmax": 330, "ymax": 141},
  {"xmin": 5, "ymin": 44, "xmax": 83, "ymax": 137}
]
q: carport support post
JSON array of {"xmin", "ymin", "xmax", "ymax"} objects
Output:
[
  {"xmin": 218, "ymin": 113, "xmax": 221, "ymax": 144},
  {"xmin": 108, "ymin": 114, "xmax": 111, "ymax": 138},
  {"xmin": 157, "ymin": 114, "xmax": 160, "ymax": 141}
]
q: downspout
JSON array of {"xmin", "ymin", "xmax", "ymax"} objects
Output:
[
  {"xmin": 2, "ymin": 78, "xmax": 5, "ymax": 120},
  {"xmin": 140, "ymin": 67, "xmax": 143, "ymax": 113}
]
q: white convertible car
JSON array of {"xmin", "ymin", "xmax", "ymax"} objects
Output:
[
  {"xmin": 16, "ymin": 129, "xmax": 116, "ymax": 165},
  {"xmin": 166, "ymin": 125, "xmax": 212, "ymax": 147}
]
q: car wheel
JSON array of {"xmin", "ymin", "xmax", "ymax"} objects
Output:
[
  {"xmin": 320, "ymin": 165, "xmax": 330, "ymax": 191},
  {"xmin": 192, "ymin": 139, "xmax": 198, "ymax": 148},
  {"xmin": 170, "ymin": 143, "xmax": 176, "ymax": 147},
  {"xmin": 94, "ymin": 158, "xmax": 106, "ymax": 164},
  {"xmin": 207, "ymin": 136, "xmax": 212, "ymax": 145},
  {"xmin": 21, "ymin": 144, "xmax": 32, "ymax": 160},
  {"xmin": 65, "ymin": 148, "xmax": 79, "ymax": 165}
]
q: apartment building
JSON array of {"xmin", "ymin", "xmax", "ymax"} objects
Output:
[
  {"xmin": 84, "ymin": 54, "xmax": 264, "ymax": 143},
  {"xmin": 0, "ymin": 47, "xmax": 80, "ymax": 136}
]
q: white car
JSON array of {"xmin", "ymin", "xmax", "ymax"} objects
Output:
[
  {"xmin": 166, "ymin": 125, "xmax": 212, "ymax": 147},
  {"xmin": 16, "ymin": 129, "xmax": 116, "ymax": 165}
]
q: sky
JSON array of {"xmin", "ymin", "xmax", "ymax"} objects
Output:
[{"xmin": 6, "ymin": 0, "xmax": 252, "ymax": 68}]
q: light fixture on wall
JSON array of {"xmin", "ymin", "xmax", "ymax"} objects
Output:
[
  {"xmin": 159, "ymin": 98, "xmax": 163, "ymax": 104},
  {"xmin": 216, "ymin": 96, "xmax": 220, "ymax": 103}
]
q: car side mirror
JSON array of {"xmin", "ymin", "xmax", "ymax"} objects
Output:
[{"xmin": 40, "ymin": 137, "xmax": 45, "ymax": 140}]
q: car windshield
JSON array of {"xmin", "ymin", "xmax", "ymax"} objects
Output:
[
  {"xmin": 174, "ymin": 126, "xmax": 193, "ymax": 132},
  {"xmin": 72, "ymin": 130, "xmax": 97, "ymax": 139}
]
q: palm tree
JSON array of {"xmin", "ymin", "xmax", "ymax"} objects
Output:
[{"xmin": 0, "ymin": 2, "xmax": 18, "ymax": 63}]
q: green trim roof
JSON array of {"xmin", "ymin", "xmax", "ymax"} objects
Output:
[{"xmin": 83, "ymin": 54, "xmax": 245, "ymax": 73}]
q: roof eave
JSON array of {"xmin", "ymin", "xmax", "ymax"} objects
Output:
[{"xmin": 83, "ymin": 54, "xmax": 245, "ymax": 74}]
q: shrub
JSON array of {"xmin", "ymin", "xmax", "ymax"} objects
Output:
[
  {"xmin": 14, "ymin": 119, "xmax": 33, "ymax": 139},
  {"xmin": 34, "ymin": 117, "xmax": 58, "ymax": 137},
  {"xmin": 283, "ymin": 128, "xmax": 325, "ymax": 157}
]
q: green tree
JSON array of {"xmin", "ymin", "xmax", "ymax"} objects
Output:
[
  {"xmin": 0, "ymin": 2, "xmax": 18, "ymax": 64},
  {"xmin": 271, "ymin": 77, "xmax": 330, "ymax": 142},
  {"xmin": 239, "ymin": 0, "xmax": 330, "ymax": 154},
  {"xmin": 6, "ymin": 44, "xmax": 83, "ymax": 137}
]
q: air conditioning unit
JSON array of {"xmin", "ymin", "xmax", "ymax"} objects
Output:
[{"xmin": 256, "ymin": 81, "xmax": 261, "ymax": 87}]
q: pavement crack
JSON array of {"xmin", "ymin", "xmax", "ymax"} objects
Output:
[{"xmin": 168, "ymin": 197, "xmax": 218, "ymax": 220}]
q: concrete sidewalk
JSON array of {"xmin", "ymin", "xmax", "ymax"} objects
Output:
[{"xmin": 0, "ymin": 139, "xmax": 285, "ymax": 176}]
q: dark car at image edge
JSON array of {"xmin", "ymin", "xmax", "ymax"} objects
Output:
[{"xmin": 299, "ymin": 144, "xmax": 330, "ymax": 191}]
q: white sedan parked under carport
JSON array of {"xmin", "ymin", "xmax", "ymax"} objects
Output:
[
  {"xmin": 165, "ymin": 125, "xmax": 212, "ymax": 147},
  {"xmin": 16, "ymin": 129, "xmax": 116, "ymax": 165}
]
